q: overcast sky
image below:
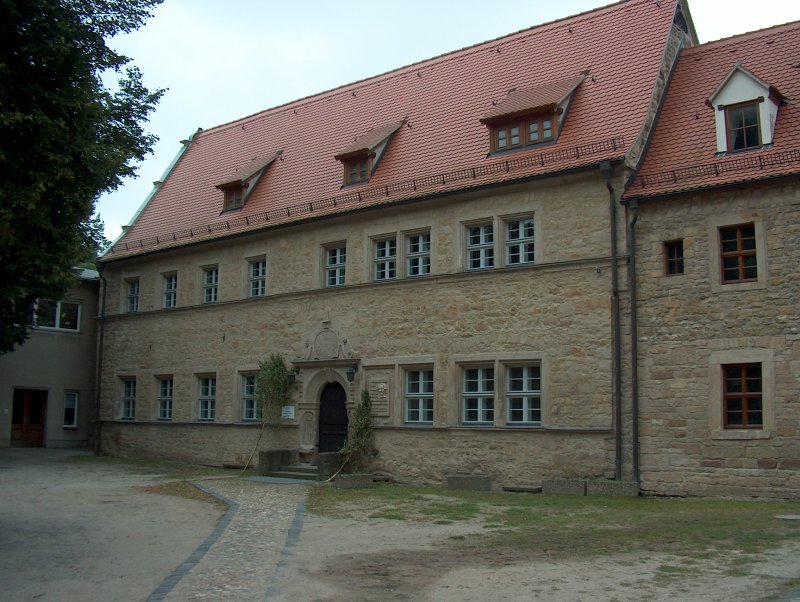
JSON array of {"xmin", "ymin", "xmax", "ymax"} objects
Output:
[{"xmin": 96, "ymin": 0, "xmax": 800, "ymax": 242}]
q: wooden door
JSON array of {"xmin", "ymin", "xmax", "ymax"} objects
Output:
[
  {"xmin": 318, "ymin": 383, "xmax": 348, "ymax": 453},
  {"xmin": 11, "ymin": 389, "xmax": 47, "ymax": 447}
]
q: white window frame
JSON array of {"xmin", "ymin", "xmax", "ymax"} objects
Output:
[
  {"xmin": 506, "ymin": 365, "xmax": 542, "ymax": 425},
  {"xmin": 242, "ymin": 374, "xmax": 260, "ymax": 421},
  {"xmin": 121, "ymin": 379, "xmax": 136, "ymax": 420},
  {"xmin": 202, "ymin": 266, "xmax": 219, "ymax": 304},
  {"xmin": 163, "ymin": 273, "xmax": 177, "ymax": 309},
  {"xmin": 466, "ymin": 223, "xmax": 494, "ymax": 270},
  {"xmin": 126, "ymin": 279, "xmax": 140, "ymax": 313},
  {"xmin": 406, "ymin": 232, "xmax": 431, "ymax": 278},
  {"xmin": 462, "ymin": 366, "xmax": 494, "ymax": 424},
  {"xmin": 198, "ymin": 376, "xmax": 216, "ymax": 421},
  {"xmin": 249, "ymin": 258, "xmax": 266, "ymax": 297},
  {"xmin": 505, "ymin": 216, "xmax": 535, "ymax": 266},
  {"xmin": 374, "ymin": 237, "xmax": 397, "ymax": 282},
  {"xmin": 158, "ymin": 378, "xmax": 173, "ymax": 421},
  {"xmin": 34, "ymin": 299, "xmax": 81, "ymax": 332},
  {"xmin": 405, "ymin": 369, "xmax": 433, "ymax": 424},
  {"xmin": 325, "ymin": 245, "xmax": 346, "ymax": 287},
  {"xmin": 63, "ymin": 391, "xmax": 78, "ymax": 428}
]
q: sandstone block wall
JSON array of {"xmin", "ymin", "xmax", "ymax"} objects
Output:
[
  {"xmin": 634, "ymin": 182, "xmax": 800, "ymax": 498},
  {"xmin": 98, "ymin": 172, "xmax": 627, "ymax": 486}
]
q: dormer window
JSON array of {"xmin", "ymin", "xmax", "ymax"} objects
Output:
[
  {"xmin": 223, "ymin": 186, "xmax": 244, "ymax": 211},
  {"xmin": 492, "ymin": 116, "xmax": 554, "ymax": 152},
  {"xmin": 345, "ymin": 157, "xmax": 371, "ymax": 185},
  {"xmin": 707, "ymin": 64, "xmax": 786, "ymax": 154},
  {"xmin": 481, "ymin": 73, "xmax": 585, "ymax": 154},
  {"xmin": 725, "ymin": 101, "xmax": 760, "ymax": 151},
  {"xmin": 215, "ymin": 151, "xmax": 281, "ymax": 213},
  {"xmin": 335, "ymin": 119, "xmax": 405, "ymax": 187}
]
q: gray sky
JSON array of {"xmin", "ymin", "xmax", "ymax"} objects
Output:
[{"xmin": 97, "ymin": 0, "xmax": 800, "ymax": 242}]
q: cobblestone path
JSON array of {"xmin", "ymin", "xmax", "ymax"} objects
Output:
[{"xmin": 153, "ymin": 478, "xmax": 309, "ymax": 602}]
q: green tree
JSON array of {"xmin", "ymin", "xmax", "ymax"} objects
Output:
[{"xmin": 0, "ymin": 0, "xmax": 164, "ymax": 353}]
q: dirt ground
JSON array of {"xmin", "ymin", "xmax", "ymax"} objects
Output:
[
  {"xmin": 2, "ymin": 449, "xmax": 797, "ymax": 601},
  {"xmin": 0, "ymin": 448, "xmax": 223, "ymax": 602},
  {"xmin": 275, "ymin": 509, "xmax": 800, "ymax": 602}
]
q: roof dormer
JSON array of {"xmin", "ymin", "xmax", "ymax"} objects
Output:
[
  {"xmin": 334, "ymin": 119, "xmax": 405, "ymax": 186},
  {"xmin": 480, "ymin": 73, "xmax": 586, "ymax": 153},
  {"xmin": 215, "ymin": 151, "xmax": 281, "ymax": 213},
  {"xmin": 707, "ymin": 64, "xmax": 786, "ymax": 154}
]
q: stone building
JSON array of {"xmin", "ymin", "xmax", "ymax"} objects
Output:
[
  {"xmin": 0, "ymin": 270, "xmax": 99, "ymax": 448},
  {"xmin": 623, "ymin": 20, "xmax": 800, "ymax": 497},
  {"xmin": 96, "ymin": 0, "xmax": 798, "ymax": 497}
]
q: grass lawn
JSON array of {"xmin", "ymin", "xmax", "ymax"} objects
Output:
[{"xmin": 308, "ymin": 483, "xmax": 800, "ymax": 564}]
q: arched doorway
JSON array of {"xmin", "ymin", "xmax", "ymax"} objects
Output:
[{"xmin": 318, "ymin": 382, "xmax": 348, "ymax": 452}]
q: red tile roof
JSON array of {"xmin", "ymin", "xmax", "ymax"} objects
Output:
[
  {"xmin": 480, "ymin": 74, "xmax": 586, "ymax": 124},
  {"xmin": 105, "ymin": 0, "xmax": 681, "ymax": 260},
  {"xmin": 624, "ymin": 21, "xmax": 800, "ymax": 200}
]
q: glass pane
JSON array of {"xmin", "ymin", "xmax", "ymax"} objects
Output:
[
  {"xmin": 59, "ymin": 302, "xmax": 79, "ymax": 330},
  {"xmin": 742, "ymin": 104, "xmax": 758, "ymax": 126},
  {"xmin": 37, "ymin": 300, "xmax": 57, "ymax": 327}
]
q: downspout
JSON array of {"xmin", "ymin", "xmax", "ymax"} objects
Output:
[
  {"xmin": 600, "ymin": 160, "xmax": 623, "ymax": 481},
  {"xmin": 94, "ymin": 262, "xmax": 107, "ymax": 456},
  {"xmin": 627, "ymin": 200, "xmax": 641, "ymax": 483}
]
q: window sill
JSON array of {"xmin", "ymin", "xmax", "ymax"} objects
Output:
[
  {"xmin": 62, "ymin": 426, "xmax": 79, "ymax": 430},
  {"xmin": 710, "ymin": 428, "xmax": 772, "ymax": 440},
  {"xmin": 403, "ymin": 422, "xmax": 434, "ymax": 427}
]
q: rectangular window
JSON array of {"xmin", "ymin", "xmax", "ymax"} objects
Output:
[
  {"xmin": 528, "ymin": 117, "xmax": 553, "ymax": 143},
  {"xmin": 242, "ymin": 375, "xmax": 260, "ymax": 421},
  {"xmin": 507, "ymin": 366, "xmax": 541, "ymax": 425},
  {"xmin": 506, "ymin": 217, "xmax": 535, "ymax": 265},
  {"xmin": 249, "ymin": 259, "xmax": 266, "ymax": 297},
  {"xmin": 374, "ymin": 238, "xmax": 397, "ymax": 281},
  {"xmin": 345, "ymin": 158, "xmax": 370, "ymax": 185},
  {"xmin": 720, "ymin": 224, "xmax": 757, "ymax": 283},
  {"xmin": 35, "ymin": 300, "xmax": 80, "ymax": 331},
  {"xmin": 405, "ymin": 369, "xmax": 433, "ymax": 424},
  {"xmin": 163, "ymin": 274, "xmax": 177, "ymax": 308},
  {"xmin": 463, "ymin": 367, "xmax": 494, "ymax": 424},
  {"xmin": 664, "ymin": 240, "xmax": 684, "ymax": 276},
  {"xmin": 406, "ymin": 232, "xmax": 431, "ymax": 277},
  {"xmin": 198, "ymin": 377, "xmax": 216, "ymax": 421},
  {"xmin": 224, "ymin": 187, "xmax": 244, "ymax": 211},
  {"xmin": 723, "ymin": 363, "xmax": 762, "ymax": 428},
  {"xmin": 158, "ymin": 378, "xmax": 173, "ymax": 421},
  {"xmin": 467, "ymin": 224, "xmax": 494, "ymax": 270},
  {"xmin": 63, "ymin": 391, "xmax": 78, "ymax": 427},
  {"xmin": 126, "ymin": 279, "xmax": 140, "ymax": 312},
  {"xmin": 203, "ymin": 267, "xmax": 219, "ymax": 304},
  {"xmin": 725, "ymin": 102, "xmax": 760, "ymax": 151},
  {"xmin": 121, "ymin": 379, "xmax": 136, "ymax": 420},
  {"xmin": 325, "ymin": 246, "xmax": 346, "ymax": 287}
]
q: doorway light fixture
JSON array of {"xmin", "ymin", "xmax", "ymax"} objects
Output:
[{"xmin": 346, "ymin": 364, "xmax": 358, "ymax": 383}]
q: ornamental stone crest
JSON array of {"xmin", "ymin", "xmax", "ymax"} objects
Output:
[{"xmin": 299, "ymin": 314, "xmax": 354, "ymax": 361}]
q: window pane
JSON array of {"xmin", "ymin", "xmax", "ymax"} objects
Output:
[{"xmin": 59, "ymin": 302, "xmax": 79, "ymax": 330}]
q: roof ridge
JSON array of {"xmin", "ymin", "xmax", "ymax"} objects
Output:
[
  {"xmin": 688, "ymin": 18, "xmax": 800, "ymax": 50},
  {"xmin": 196, "ymin": 0, "xmax": 655, "ymax": 138}
]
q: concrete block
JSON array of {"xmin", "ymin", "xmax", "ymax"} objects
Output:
[
  {"xmin": 317, "ymin": 452, "xmax": 341, "ymax": 480},
  {"xmin": 258, "ymin": 449, "xmax": 294, "ymax": 475},
  {"xmin": 446, "ymin": 474, "xmax": 491, "ymax": 491},
  {"xmin": 586, "ymin": 480, "xmax": 640, "ymax": 497},
  {"xmin": 542, "ymin": 479, "xmax": 587, "ymax": 496}
]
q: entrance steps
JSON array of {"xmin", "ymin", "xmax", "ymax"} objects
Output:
[{"xmin": 261, "ymin": 462, "xmax": 320, "ymax": 481}]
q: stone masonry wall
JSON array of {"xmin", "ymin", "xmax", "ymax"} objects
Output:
[
  {"xmin": 99, "ymin": 171, "xmax": 626, "ymax": 487},
  {"xmin": 634, "ymin": 181, "xmax": 800, "ymax": 498}
]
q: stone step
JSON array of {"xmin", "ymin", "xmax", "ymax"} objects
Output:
[
  {"xmin": 263, "ymin": 470, "xmax": 319, "ymax": 481},
  {"xmin": 279, "ymin": 465, "xmax": 318, "ymax": 475}
]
